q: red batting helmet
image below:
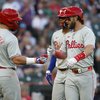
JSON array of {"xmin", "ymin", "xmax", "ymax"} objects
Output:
[
  {"xmin": 0, "ymin": 8, "xmax": 22, "ymax": 30},
  {"xmin": 58, "ymin": 6, "xmax": 83, "ymax": 20},
  {"xmin": 57, "ymin": 7, "xmax": 72, "ymax": 17},
  {"xmin": 66, "ymin": 6, "xmax": 83, "ymax": 20}
]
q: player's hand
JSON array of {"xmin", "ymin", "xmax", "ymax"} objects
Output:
[
  {"xmin": 46, "ymin": 70, "xmax": 53, "ymax": 86},
  {"xmin": 66, "ymin": 58, "xmax": 77, "ymax": 67},
  {"xmin": 47, "ymin": 46, "xmax": 54, "ymax": 56},
  {"xmin": 36, "ymin": 54, "xmax": 48, "ymax": 64},
  {"xmin": 54, "ymin": 50, "xmax": 67, "ymax": 59}
]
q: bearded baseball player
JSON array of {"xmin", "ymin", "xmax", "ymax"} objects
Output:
[
  {"xmin": 46, "ymin": 6, "xmax": 96, "ymax": 100},
  {"xmin": 46, "ymin": 7, "xmax": 70, "ymax": 99},
  {"xmin": 0, "ymin": 8, "xmax": 48, "ymax": 100}
]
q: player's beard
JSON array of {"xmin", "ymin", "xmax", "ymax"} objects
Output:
[
  {"xmin": 10, "ymin": 23, "xmax": 20, "ymax": 36},
  {"xmin": 62, "ymin": 22, "xmax": 68, "ymax": 29},
  {"xmin": 58, "ymin": 18, "xmax": 68, "ymax": 29},
  {"xmin": 69, "ymin": 21, "xmax": 76, "ymax": 29},
  {"xmin": 10, "ymin": 29, "xmax": 19, "ymax": 36}
]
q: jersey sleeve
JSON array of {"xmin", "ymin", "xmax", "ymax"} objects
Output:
[
  {"xmin": 7, "ymin": 37, "xmax": 21, "ymax": 58},
  {"xmin": 51, "ymin": 33, "xmax": 55, "ymax": 49},
  {"xmin": 60, "ymin": 37, "xmax": 67, "ymax": 53},
  {"xmin": 84, "ymin": 29, "xmax": 96, "ymax": 47}
]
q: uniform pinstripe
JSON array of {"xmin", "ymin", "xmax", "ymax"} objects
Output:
[
  {"xmin": 0, "ymin": 29, "xmax": 21, "ymax": 100},
  {"xmin": 51, "ymin": 26, "xmax": 96, "ymax": 100}
]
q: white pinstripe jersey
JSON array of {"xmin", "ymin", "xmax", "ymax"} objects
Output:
[
  {"xmin": 0, "ymin": 29, "xmax": 21, "ymax": 68},
  {"xmin": 51, "ymin": 26, "xmax": 96, "ymax": 69}
]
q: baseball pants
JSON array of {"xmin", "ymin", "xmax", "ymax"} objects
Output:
[
  {"xmin": 0, "ymin": 70, "xmax": 21, "ymax": 100},
  {"xmin": 52, "ymin": 69, "xmax": 96, "ymax": 100}
]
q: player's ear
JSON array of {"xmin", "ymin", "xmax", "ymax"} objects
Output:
[{"xmin": 77, "ymin": 16, "xmax": 81, "ymax": 21}]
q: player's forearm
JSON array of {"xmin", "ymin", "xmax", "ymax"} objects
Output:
[
  {"xmin": 66, "ymin": 45, "xmax": 95, "ymax": 67},
  {"xmin": 12, "ymin": 54, "xmax": 48, "ymax": 65},
  {"xmin": 11, "ymin": 55, "xmax": 36, "ymax": 65},
  {"xmin": 83, "ymin": 45, "xmax": 94, "ymax": 57},
  {"xmin": 47, "ymin": 55, "xmax": 56, "ymax": 72},
  {"xmin": 53, "ymin": 50, "xmax": 67, "ymax": 59},
  {"xmin": 74, "ymin": 45, "xmax": 94, "ymax": 62}
]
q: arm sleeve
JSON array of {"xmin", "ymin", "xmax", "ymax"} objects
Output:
[
  {"xmin": 48, "ymin": 55, "xmax": 56, "ymax": 72},
  {"xmin": 48, "ymin": 33, "xmax": 56, "ymax": 72},
  {"xmin": 51, "ymin": 33, "xmax": 55, "ymax": 50},
  {"xmin": 60, "ymin": 37, "xmax": 67, "ymax": 53},
  {"xmin": 7, "ymin": 37, "xmax": 21, "ymax": 58}
]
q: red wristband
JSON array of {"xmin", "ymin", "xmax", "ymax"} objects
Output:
[{"xmin": 74, "ymin": 52, "xmax": 86, "ymax": 62}]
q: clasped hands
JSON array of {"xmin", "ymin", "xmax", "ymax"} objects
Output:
[{"xmin": 36, "ymin": 54, "xmax": 48, "ymax": 64}]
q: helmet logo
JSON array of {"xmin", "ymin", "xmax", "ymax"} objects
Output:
[{"xmin": 60, "ymin": 9, "xmax": 66, "ymax": 15}]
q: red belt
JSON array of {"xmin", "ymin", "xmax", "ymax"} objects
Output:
[
  {"xmin": 71, "ymin": 66, "xmax": 92, "ymax": 74},
  {"xmin": 58, "ymin": 66, "xmax": 92, "ymax": 74},
  {"xmin": 0, "ymin": 66, "xmax": 16, "ymax": 70}
]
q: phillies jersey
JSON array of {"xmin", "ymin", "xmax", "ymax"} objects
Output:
[
  {"xmin": 51, "ymin": 29, "xmax": 71, "ymax": 68},
  {"xmin": 0, "ymin": 29, "xmax": 21, "ymax": 68},
  {"xmin": 66, "ymin": 26, "xmax": 95, "ymax": 68},
  {"xmin": 51, "ymin": 26, "xmax": 95, "ymax": 69}
]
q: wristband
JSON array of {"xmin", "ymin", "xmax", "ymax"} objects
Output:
[
  {"xmin": 74, "ymin": 52, "xmax": 86, "ymax": 62},
  {"xmin": 26, "ymin": 57, "xmax": 36, "ymax": 64}
]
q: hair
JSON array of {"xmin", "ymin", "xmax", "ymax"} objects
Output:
[{"xmin": 77, "ymin": 16, "xmax": 84, "ymax": 24}]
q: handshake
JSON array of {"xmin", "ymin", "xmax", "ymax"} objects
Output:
[
  {"xmin": 36, "ymin": 46, "xmax": 65, "ymax": 65},
  {"xmin": 26, "ymin": 54, "xmax": 48, "ymax": 65},
  {"xmin": 36, "ymin": 54, "xmax": 48, "ymax": 64}
]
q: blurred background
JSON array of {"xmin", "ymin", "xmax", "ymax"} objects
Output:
[{"xmin": 0, "ymin": 0, "xmax": 100, "ymax": 100}]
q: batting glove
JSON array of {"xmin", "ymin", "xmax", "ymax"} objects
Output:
[
  {"xmin": 36, "ymin": 54, "xmax": 48, "ymax": 64},
  {"xmin": 46, "ymin": 70, "xmax": 53, "ymax": 86},
  {"xmin": 47, "ymin": 46, "xmax": 54, "ymax": 56},
  {"xmin": 66, "ymin": 58, "xmax": 77, "ymax": 68}
]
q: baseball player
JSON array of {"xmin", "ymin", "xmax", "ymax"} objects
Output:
[
  {"xmin": 46, "ymin": 6, "xmax": 96, "ymax": 100},
  {"xmin": 0, "ymin": 8, "xmax": 48, "ymax": 100},
  {"xmin": 46, "ymin": 6, "xmax": 70, "ymax": 99}
]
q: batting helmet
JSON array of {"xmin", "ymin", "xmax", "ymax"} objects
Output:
[
  {"xmin": 66, "ymin": 6, "xmax": 83, "ymax": 20},
  {"xmin": 57, "ymin": 7, "xmax": 72, "ymax": 17},
  {"xmin": 58, "ymin": 6, "xmax": 83, "ymax": 20},
  {"xmin": 0, "ymin": 8, "xmax": 22, "ymax": 30}
]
